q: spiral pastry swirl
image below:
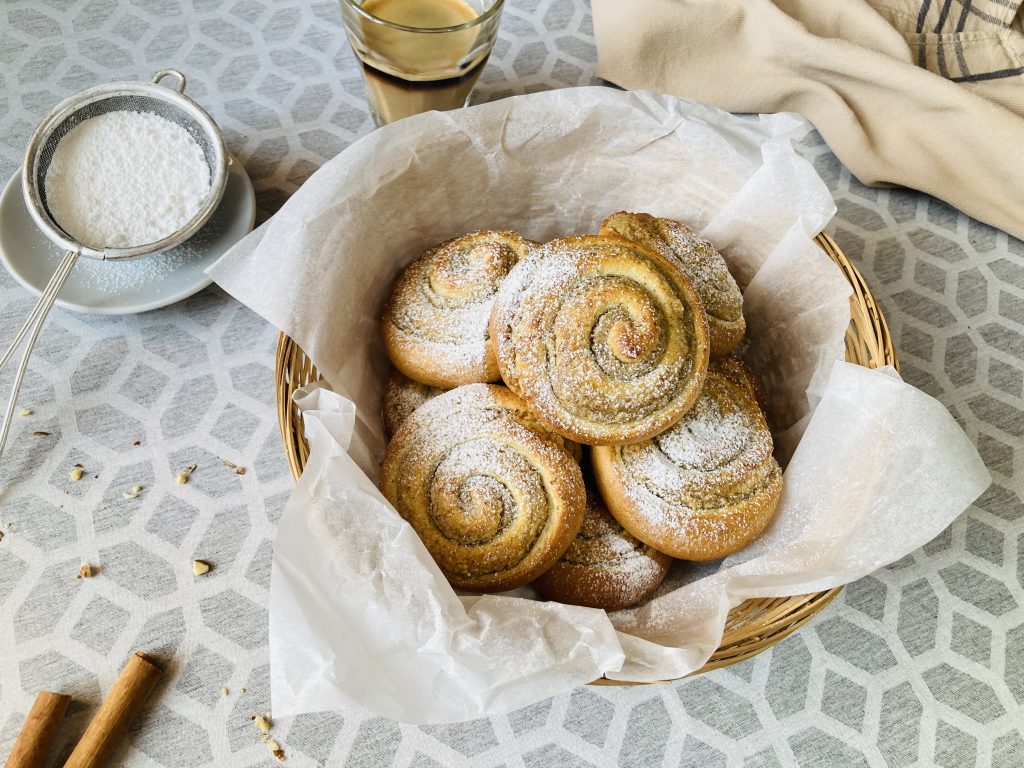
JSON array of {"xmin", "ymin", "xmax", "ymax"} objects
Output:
[
  {"xmin": 592, "ymin": 358, "xmax": 782, "ymax": 561},
  {"xmin": 533, "ymin": 491, "xmax": 672, "ymax": 611},
  {"xmin": 379, "ymin": 384, "xmax": 586, "ymax": 592},
  {"xmin": 383, "ymin": 231, "xmax": 536, "ymax": 388},
  {"xmin": 490, "ymin": 235, "xmax": 710, "ymax": 446},
  {"xmin": 600, "ymin": 212, "xmax": 745, "ymax": 359}
]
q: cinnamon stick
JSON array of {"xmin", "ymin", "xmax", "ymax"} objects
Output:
[
  {"xmin": 4, "ymin": 691, "xmax": 71, "ymax": 768},
  {"xmin": 63, "ymin": 652, "xmax": 161, "ymax": 768}
]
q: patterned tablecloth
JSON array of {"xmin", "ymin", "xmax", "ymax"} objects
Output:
[{"xmin": 0, "ymin": 0, "xmax": 1022, "ymax": 765}]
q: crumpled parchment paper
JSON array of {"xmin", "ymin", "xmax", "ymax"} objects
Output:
[{"xmin": 208, "ymin": 87, "xmax": 990, "ymax": 723}]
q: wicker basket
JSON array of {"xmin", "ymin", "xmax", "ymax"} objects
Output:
[{"xmin": 273, "ymin": 231, "xmax": 898, "ymax": 680}]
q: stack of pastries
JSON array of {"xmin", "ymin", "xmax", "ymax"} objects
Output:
[{"xmin": 378, "ymin": 215, "xmax": 782, "ymax": 612}]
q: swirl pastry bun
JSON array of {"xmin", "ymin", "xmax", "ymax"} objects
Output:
[
  {"xmin": 600, "ymin": 212, "xmax": 745, "ymax": 358},
  {"xmin": 383, "ymin": 231, "xmax": 537, "ymax": 387},
  {"xmin": 592, "ymin": 358, "xmax": 782, "ymax": 561},
  {"xmin": 382, "ymin": 369, "xmax": 446, "ymax": 438},
  {"xmin": 380, "ymin": 383, "xmax": 586, "ymax": 592},
  {"xmin": 533, "ymin": 490, "xmax": 672, "ymax": 611},
  {"xmin": 490, "ymin": 235, "xmax": 710, "ymax": 446}
]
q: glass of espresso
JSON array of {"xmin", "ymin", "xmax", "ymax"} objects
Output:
[{"xmin": 340, "ymin": 0, "xmax": 505, "ymax": 125}]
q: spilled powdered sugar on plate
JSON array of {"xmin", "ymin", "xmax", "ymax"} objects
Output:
[
  {"xmin": 69, "ymin": 231, "xmax": 213, "ymax": 294},
  {"xmin": 0, "ymin": 152, "xmax": 255, "ymax": 316}
]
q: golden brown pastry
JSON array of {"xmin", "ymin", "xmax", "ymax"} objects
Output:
[
  {"xmin": 381, "ymin": 371, "xmax": 583, "ymax": 460},
  {"xmin": 592, "ymin": 358, "xmax": 782, "ymax": 561},
  {"xmin": 379, "ymin": 384, "xmax": 586, "ymax": 592},
  {"xmin": 490, "ymin": 234, "xmax": 710, "ymax": 446},
  {"xmin": 600, "ymin": 212, "xmax": 745, "ymax": 358},
  {"xmin": 533, "ymin": 490, "xmax": 672, "ymax": 611},
  {"xmin": 383, "ymin": 231, "xmax": 536, "ymax": 388},
  {"xmin": 382, "ymin": 369, "xmax": 446, "ymax": 438}
]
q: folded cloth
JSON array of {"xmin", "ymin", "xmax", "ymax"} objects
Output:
[{"xmin": 592, "ymin": 0, "xmax": 1024, "ymax": 240}]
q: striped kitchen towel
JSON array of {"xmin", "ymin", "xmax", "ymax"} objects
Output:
[
  {"xmin": 884, "ymin": 0, "xmax": 1024, "ymax": 82},
  {"xmin": 593, "ymin": 0, "xmax": 1024, "ymax": 240}
]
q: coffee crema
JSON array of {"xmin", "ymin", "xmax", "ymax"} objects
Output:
[{"xmin": 353, "ymin": 0, "xmax": 491, "ymax": 123}]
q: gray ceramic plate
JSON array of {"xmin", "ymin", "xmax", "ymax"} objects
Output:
[{"xmin": 0, "ymin": 156, "xmax": 255, "ymax": 315}]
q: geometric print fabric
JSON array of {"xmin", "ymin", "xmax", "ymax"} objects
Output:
[{"xmin": 0, "ymin": 0, "xmax": 1022, "ymax": 765}]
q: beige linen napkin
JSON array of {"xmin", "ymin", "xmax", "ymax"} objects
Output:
[{"xmin": 592, "ymin": 0, "xmax": 1024, "ymax": 240}]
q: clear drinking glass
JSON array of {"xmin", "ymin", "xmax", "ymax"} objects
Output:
[{"xmin": 340, "ymin": 0, "xmax": 505, "ymax": 125}]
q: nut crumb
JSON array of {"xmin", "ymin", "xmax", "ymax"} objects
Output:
[
  {"xmin": 132, "ymin": 485, "xmax": 143, "ymax": 493},
  {"xmin": 0, "ymin": 530, "xmax": 5, "ymax": 542},
  {"xmin": 77, "ymin": 563, "xmax": 92, "ymax": 579},
  {"xmin": 122, "ymin": 492, "xmax": 139, "ymax": 500},
  {"xmin": 69, "ymin": 467, "xmax": 84, "ymax": 481},
  {"xmin": 18, "ymin": 408, "xmax": 32, "ymax": 417},
  {"xmin": 175, "ymin": 472, "xmax": 188, "ymax": 485},
  {"xmin": 240, "ymin": 687, "xmax": 246, "ymax": 693},
  {"xmin": 192, "ymin": 560, "xmax": 210, "ymax": 576},
  {"xmin": 273, "ymin": 749, "xmax": 285, "ymax": 761},
  {"xmin": 132, "ymin": 440, "xmax": 141, "ymax": 446},
  {"xmin": 254, "ymin": 715, "xmax": 271, "ymax": 733},
  {"xmin": 223, "ymin": 459, "xmax": 237, "ymax": 469},
  {"xmin": 235, "ymin": 467, "xmax": 246, "ymax": 475},
  {"xmin": 186, "ymin": 463, "xmax": 197, "ymax": 473},
  {"xmin": 221, "ymin": 687, "xmax": 229, "ymax": 696},
  {"xmin": 32, "ymin": 431, "xmax": 50, "ymax": 437},
  {"xmin": 266, "ymin": 739, "xmax": 280, "ymax": 751}
]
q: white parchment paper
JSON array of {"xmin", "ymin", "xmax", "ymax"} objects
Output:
[{"xmin": 208, "ymin": 87, "xmax": 991, "ymax": 723}]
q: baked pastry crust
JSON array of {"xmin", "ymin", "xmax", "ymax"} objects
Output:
[
  {"xmin": 592, "ymin": 358, "xmax": 782, "ymax": 561},
  {"xmin": 600, "ymin": 212, "xmax": 745, "ymax": 358},
  {"xmin": 379, "ymin": 383, "xmax": 586, "ymax": 592},
  {"xmin": 383, "ymin": 231, "xmax": 536, "ymax": 387},
  {"xmin": 382, "ymin": 369, "xmax": 446, "ymax": 438},
  {"xmin": 533, "ymin": 490, "xmax": 672, "ymax": 611},
  {"xmin": 490, "ymin": 234, "xmax": 710, "ymax": 446}
]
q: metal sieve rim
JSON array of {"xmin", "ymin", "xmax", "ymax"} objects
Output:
[{"xmin": 21, "ymin": 70, "xmax": 229, "ymax": 261}]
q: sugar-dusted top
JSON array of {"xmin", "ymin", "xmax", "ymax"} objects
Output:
[
  {"xmin": 490, "ymin": 234, "xmax": 710, "ymax": 445},
  {"xmin": 384, "ymin": 231, "xmax": 536, "ymax": 386}
]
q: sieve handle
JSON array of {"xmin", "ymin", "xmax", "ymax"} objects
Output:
[
  {"xmin": 152, "ymin": 69, "xmax": 187, "ymax": 93},
  {"xmin": 0, "ymin": 250, "xmax": 79, "ymax": 465}
]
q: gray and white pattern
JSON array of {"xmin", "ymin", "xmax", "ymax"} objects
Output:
[{"xmin": 0, "ymin": 0, "xmax": 1021, "ymax": 766}]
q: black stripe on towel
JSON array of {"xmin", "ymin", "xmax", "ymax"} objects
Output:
[
  {"xmin": 935, "ymin": 0, "xmax": 954, "ymax": 32},
  {"xmin": 951, "ymin": 66, "xmax": 1024, "ymax": 82},
  {"xmin": 953, "ymin": 35, "xmax": 970, "ymax": 78},
  {"xmin": 955, "ymin": 0, "xmax": 972, "ymax": 32},
  {"xmin": 968, "ymin": 3, "xmax": 1012, "ymax": 27},
  {"xmin": 916, "ymin": 0, "xmax": 933, "ymax": 32}
]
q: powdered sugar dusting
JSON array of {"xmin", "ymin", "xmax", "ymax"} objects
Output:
[
  {"xmin": 380, "ymin": 384, "xmax": 584, "ymax": 590},
  {"xmin": 602, "ymin": 212, "xmax": 743, "ymax": 323},
  {"xmin": 492, "ymin": 235, "xmax": 708, "ymax": 443},
  {"xmin": 535, "ymin": 493, "xmax": 671, "ymax": 610},
  {"xmin": 382, "ymin": 370, "xmax": 446, "ymax": 437},
  {"xmin": 599, "ymin": 361, "xmax": 782, "ymax": 556},
  {"xmin": 385, "ymin": 231, "xmax": 534, "ymax": 377},
  {"xmin": 655, "ymin": 395, "xmax": 748, "ymax": 471}
]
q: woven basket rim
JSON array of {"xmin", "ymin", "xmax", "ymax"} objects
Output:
[{"xmin": 272, "ymin": 231, "xmax": 898, "ymax": 682}]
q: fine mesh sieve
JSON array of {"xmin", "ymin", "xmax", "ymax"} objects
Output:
[
  {"xmin": 0, "ymin": 70, "xmax": 229, "ymax": 463},
  {"xmin": 24, "ymin": 69, "xmax": 228, "ymax": 259}
]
